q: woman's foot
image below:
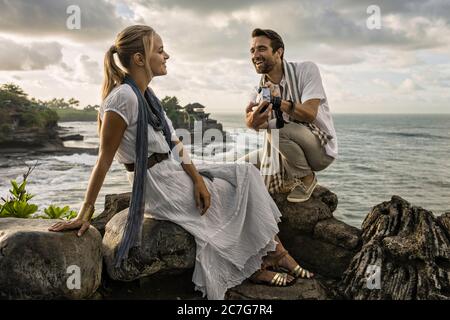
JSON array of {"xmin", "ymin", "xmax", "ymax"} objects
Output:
[
  {"xmin": 250, "ymin": 269, "xmax": 296, "ymax": 287},
  {"xmin": 265, "ymin": 250, "xmax": 314, "ymax": 279}
]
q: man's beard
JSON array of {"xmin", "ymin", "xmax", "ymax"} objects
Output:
[{"xmin": 253, "ymin": 58, "xmax": 275, "ymax": 74}]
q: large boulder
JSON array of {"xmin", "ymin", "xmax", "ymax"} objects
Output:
[
  {"xmin": 102, "ymin": 210, "xmax": 196, "ymax": 282},
  {"xmin": 0, "ymin": 218, "xmax": 102, "ymax": 299},
  {"xmin": 340, "ymin": 196, "xmax": 450, "ymax": 300},
  {"xmin": 273, "ymin": 185, "xmax": 362, "ymax": 279}
]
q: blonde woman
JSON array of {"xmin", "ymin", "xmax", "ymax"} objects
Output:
[{"xmin": 49, "ymin": 25, "xmax": 313, "ymax": 300}]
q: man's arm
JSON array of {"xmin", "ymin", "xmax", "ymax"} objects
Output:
[
  {"xmin": 282, "ymin": 62, "xmax": 325, "ymax": 123},
  {"xmin": 280, "ymin": 98, "xmax": 320, "ymax": 123}
]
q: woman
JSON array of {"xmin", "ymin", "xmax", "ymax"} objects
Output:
[{"xmin": 49, "ymin": 25, "xmax": 313, "ymax": 300}]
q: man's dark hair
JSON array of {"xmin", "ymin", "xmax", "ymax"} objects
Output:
[{"xmin": 251, "ymin": 28, "xmax": 285, "ymax": 60}]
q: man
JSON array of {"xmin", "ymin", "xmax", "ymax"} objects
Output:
[{"xmin": 242, "ymin": 28, "xmax": 337, "ymax": 203}]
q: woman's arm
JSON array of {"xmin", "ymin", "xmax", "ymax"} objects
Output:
[
  {"xmin": 173, "ymin": 140, "xmax": 211, "ymax": 215},
  {"xmin": 48, "ymin": 111, "xmax": 127, "ymax": 236}
]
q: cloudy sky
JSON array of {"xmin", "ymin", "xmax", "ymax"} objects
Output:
[{"xmin": 0, "ymin": 0, "xmax": 449, "ymax": 114}]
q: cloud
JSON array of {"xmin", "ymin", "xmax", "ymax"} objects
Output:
[
  {"xmin": 398, "ymin": 78, "xmax": 424, "ymax": 93},
  {"xmin": 0, "ymin": 0, "xmax": 449, "ymax": 114},
  {"xmin": 373, "ymin": 78, "xmax": 395, "ymax": 89},
  {"xmin": 0, "ymin": 0, "xmax": 130, "ymax": 41},
  {"xmin": 298, "ymin": 45, "xmax": 365, "ymax": 65},
  {"xmin": 0, "ymin": 37, "xmax": 63, "ymax": 70},
  {"xmin": 133, "ymin": 0, "xmax": 272, "ymax": 14},
  {"xmin": 336, "ymin": 0, "xmax": 450, "ymax": 22},
  {"xmin": 76, "ymin": 55, "xmax": 102, "ymax": 84},
  {"xmin": 54, "ymin": 54, "xmax": 102, "ymax": 85},
  {"xmin": 130, "ymin": 0, "xmax": 448, "ymax": 57}
]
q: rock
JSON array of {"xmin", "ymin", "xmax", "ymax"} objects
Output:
[
  {"xmin": 60, "ymin": 134, "xmax": 83, "ymax": 141},
  {"xmin": 273, "ymin": 185, "xmax": 361, "ymax": 279},
  {"xmin": 97, "ymin": 186, "xmax": 361, "ymax": 295},
  {"xmin": 102, "ymin": 209, "xmax": 196, "ymax": 282},
  {"xmin": 339, "ymin": 196, "xmax": 450, "ymax": 300},
  {"xmin": 92, "ymin": 192, "xmax": 131, "ymax": 236},
  {"xmin": 314, "ymin": 218, "xmax": 361, "ymax": 250},
  {"xmin": 437, "ymin": 212, "xmax": 450, "ymax": 236},
  {"xmin": 272, "ymin": 185, "xmax": 336, "ymax": 235},
  {"xmin": 226, "ymin": 278, "xmax": 329, "ymax": 300},
  {"xmin": 280, "ymin": 234, "xmax": 359, "ymax": 280},
  {"xmin": 0, "ymin": 218, "xmax": 102, "ymax": 299}
]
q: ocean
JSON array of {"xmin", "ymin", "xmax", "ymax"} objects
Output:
[{"xmin": 1, "ymin": 114, "xmax": 449, "ymax": 228}]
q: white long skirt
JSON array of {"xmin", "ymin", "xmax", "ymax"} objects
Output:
[{"xmin": 126, "ymin": 157, "xmax": 282, "ymax": 300}]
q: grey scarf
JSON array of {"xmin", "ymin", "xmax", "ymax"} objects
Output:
[{"xmin": 114, "ymin": 76, "xmax": 173, "ymax": 267}]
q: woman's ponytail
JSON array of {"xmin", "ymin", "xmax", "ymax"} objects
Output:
[
  {"xmin": 98, "ymin": 25, "xmax": 155, "ymax": 133},
  {"xmin": 101, "ymin": 45, "xmax": 125, "ymax": 100}
]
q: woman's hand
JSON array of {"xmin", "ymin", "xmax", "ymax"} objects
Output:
[
  {"xmin": 48, "ymin": 218, "xmax": 91, "ymax": 237},
  {"xmin": 194, "ymin": 178, "xmax": 211, "ymax": 216}
]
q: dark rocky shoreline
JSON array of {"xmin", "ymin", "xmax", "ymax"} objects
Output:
[
  {"xmin": 0, "ymin": 125, "xmax": 98, "ymax": 156},
  {"xmin": 1, "ymin": 186, "xmax": 449, "ymax": 300}
]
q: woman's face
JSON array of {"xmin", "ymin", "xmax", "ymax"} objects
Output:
[{"xmin": 149, "ymin": 33, "xmax": 170, "ymax": 77}]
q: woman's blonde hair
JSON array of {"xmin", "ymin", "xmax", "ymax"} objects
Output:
[
  {"xmin": 101, "ymin": 25, "xmax": 156, "ymax": 101},
  {"xmin": 98, "ymin": 25, "xmax": 155, "ymax": 133}
]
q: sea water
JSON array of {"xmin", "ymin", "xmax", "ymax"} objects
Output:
[{"xmin": 1, "ymin": 114, "xmax": 449, "ymax": 228}]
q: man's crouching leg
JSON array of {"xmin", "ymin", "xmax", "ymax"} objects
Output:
[{"xmin": 277, "ymin": 122, "xmax": 334, "ymax": 202}]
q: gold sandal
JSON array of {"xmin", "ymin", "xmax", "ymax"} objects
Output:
[
  {"xmin": 269, "ymin": 250, "xmax": 314, "ymax": 279},
  {"xmin": 250, "ymin": 269, "xmax": 296, "ymax": 287},
  {"xmin": 290, "ymin": 265, "xmax": 314, "ymax": 279}
]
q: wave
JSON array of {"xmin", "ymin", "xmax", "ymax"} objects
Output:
[
  {"xmin": 380, "ymin": 132, "xmax": 449, "ymax": 140},
  {"xmin": 51, "ymin": 153, "xmax": 98, "ymax": 166}
]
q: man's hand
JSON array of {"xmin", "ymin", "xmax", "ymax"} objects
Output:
[{"xmin": 245, "ymin": 100, "xmax": 272, "ymax": 130}]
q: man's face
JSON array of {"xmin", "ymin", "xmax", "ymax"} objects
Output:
[{"xmin": 250, "ymin": 36, "xmax": 280, "ymax": 74}]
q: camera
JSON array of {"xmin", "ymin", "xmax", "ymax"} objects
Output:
[
  {"xmin": 255, "ymin": 86, "xmax": 285, "ymax": 129},
  {"xmin": 258, "ymin": 86, "xmax": 271, "ymax": 103}
]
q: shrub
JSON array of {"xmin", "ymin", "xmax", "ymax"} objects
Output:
[
  {"xmin": 41, "ymin": 205, "xmax": 77, "ymax": 220},
  {"xmin": 0, "ymin": 178, "xmax": 38, "ymax": 218}
]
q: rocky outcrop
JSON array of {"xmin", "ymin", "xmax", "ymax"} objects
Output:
[
  {"xmin": 339, "ymin": 196, "xmax": 450, "ymax": 300},
  {"xmin": 0, "ymin": 218, "xmax": 102, "ymax": 299},
  {"xmin": 0, "ymin": 127, "xmax": 62, "ymax": 149},
  {"xmin": 273, "ymin": 186, "xmax": 362, "ymax": 279},
  {"xmin": 95, "ymin": 185, "xmax": 360, "ymax": 299},
  {"xmin": 4, "ymin": 188, "xmax": 448, "ymax": 300},
  {"xmin": 102, "ymin": 210, "xmax": 196, "ymax": 282}
]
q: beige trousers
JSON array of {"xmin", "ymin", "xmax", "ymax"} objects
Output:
[{"xmin": 240, "ymin": 122, "xmax": 334, "ymax": 179}]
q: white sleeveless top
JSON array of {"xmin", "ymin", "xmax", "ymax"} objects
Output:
[{"xmin": 99, "ymin": 84, "xmax": 177, "ymax": 164}]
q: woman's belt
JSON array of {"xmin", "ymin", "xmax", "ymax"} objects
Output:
[{"xmin": 124, "ymin": 152, "xmax": 169, "ymax": 172}]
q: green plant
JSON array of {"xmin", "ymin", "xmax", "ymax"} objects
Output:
[
  {"xmin": 0, "ymin": 164, "xmax": 39, "ymax": 218},
  {"xmin": 41, "ymin": 205, "xmax": 77, "ymax": 220}
]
